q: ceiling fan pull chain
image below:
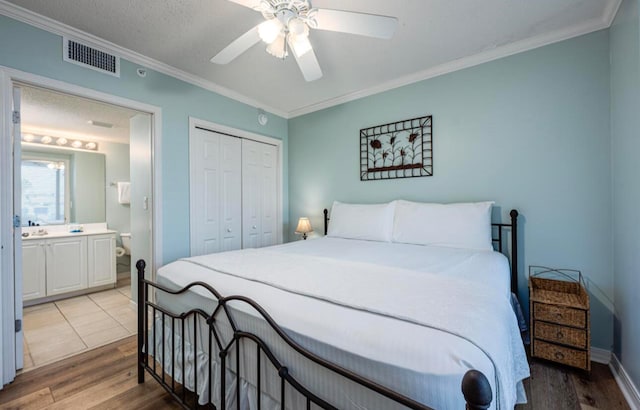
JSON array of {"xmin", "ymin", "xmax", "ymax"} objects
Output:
[{"xmin": 283, "ymin": 31, "xmax": 289, "ymax": 60}]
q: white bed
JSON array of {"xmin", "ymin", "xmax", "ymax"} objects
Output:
[{"xmin": 150, "ymin": 237, "xmax": 530, "ymax": 410}]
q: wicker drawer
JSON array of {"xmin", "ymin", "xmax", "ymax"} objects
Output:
[
  {"xmin": 533, "ymin": 303, "xmax": 586, "ymax": 328},
  {"xmin": 533, "ymin": 340, "xmax": 588, "ymax": 370},
  {"xmin": 534, "ymin": 321, "xmax": 587, "ymax": 349}
]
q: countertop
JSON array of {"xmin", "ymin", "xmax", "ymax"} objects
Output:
[
  {"xmin": 22, "ymin": 222, "xmax": 117, "ymax": 241},
  {"xmin": 22, "ymin": 229, "xmax": 117, "ymax": 241}
]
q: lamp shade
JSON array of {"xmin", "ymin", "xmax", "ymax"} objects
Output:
[
  {"xmin": 258, "ymin": 19, "xmax": 282, "ymax": 44},
  {"xmin": 295, "ymin": 217, "xmax": 313, "ymax": 234}
]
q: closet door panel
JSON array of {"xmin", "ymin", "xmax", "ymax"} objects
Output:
[
  {"xmin": 192, "ymin": 130, "xmax": 220, "ymax": 255},
  {"xmin": 260, "ymin": 144, "xmax": 278, "ymax": 247},
  {"xmin": 220, "ymin": 136, "xmax": 242, "ymax": 252},
  {"xmin": 242, "ymin": 139, "xmax": 278, "ymax": 249},
  {"xmin": 190, "ymin": 129, "xmax": 241, "ymax": 256},
  {"xmin": 242, "ymin": 140, "xmax": 261, "ymax": 249}
]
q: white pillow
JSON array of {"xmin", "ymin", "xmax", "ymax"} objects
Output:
[
  {"xmin": 327, "ymin": 201, "xmax": 395, "ymax": 242},
  {"xmin": 392, "ymin": 200, "xmax": 494, "ymax": 250}
]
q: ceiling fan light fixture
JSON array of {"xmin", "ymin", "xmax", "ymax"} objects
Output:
[
  {"xmin": 288, "ymin": 18, "xmax": 308, "ymax": 37},
  {"xmin": 258, "ymin": 19, "xmax": 282, "ymax": 44},
  {"xmin": 266, "ymin": 33, "xmax": 288, "ymax": 59}
]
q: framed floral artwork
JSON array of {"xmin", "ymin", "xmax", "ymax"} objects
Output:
[{"xmin": 360, "ymin": 115, "xmax": 433, "ymax": 181}]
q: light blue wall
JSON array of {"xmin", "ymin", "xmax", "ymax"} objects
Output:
[
  {"xmin": 0, "ymin": 15, "xmax": 289, "ymax": 264},
  {"xmin": 102, "ymin": 142, "xmax": 130, "ymax": 245},
  {"xmin": 610, "ymin": 0, "xmax": 640, "ymax": 389},
  {"xmin": 289, "ymin": 31, "xmax": 614, "ymax": 349}
]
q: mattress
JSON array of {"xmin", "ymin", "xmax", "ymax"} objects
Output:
[{"xmin": 152, "ymin": 238, "xmax": 530, "ymax": 409}]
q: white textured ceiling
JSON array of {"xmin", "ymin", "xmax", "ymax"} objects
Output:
[
  {"xmin": 21, "ymin": 85, "xmax": 139, "ymax": 144},
  {"xmin": 4, "ymin": 0, "xmax": 619, "ymax": 117}
]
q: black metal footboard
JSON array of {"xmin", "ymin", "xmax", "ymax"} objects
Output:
[{"xmin": 136, "ymin": 260, "xmax": 493, "ymax": 410}]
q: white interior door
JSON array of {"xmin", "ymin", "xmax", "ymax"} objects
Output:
[
  {"xmin": 189, "ymin": 128, "xmax": 241, "ymax": 256},
  {"xmin": 11, "ymin": 85, "xmax": 22, "ymax": 373},
  {"xmin": 130, "ymin": 113, "xmax": 152, "ymax": 301},
  {"xmin": 0, "ymin": 81, "xmax": 23, "ymax": 383},
  {"xmin": 242, "ymin": 139, "xmax": 278, "ymax": 249}
]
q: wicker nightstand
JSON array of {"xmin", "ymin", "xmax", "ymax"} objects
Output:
[{"xmin": 529, "ymin": 267, "xmax": 590, "ymax": 372}]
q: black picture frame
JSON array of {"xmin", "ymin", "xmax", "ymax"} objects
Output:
[{"xmin": 360, "ymin": 115, "xmax": 433, "ymax": 181}]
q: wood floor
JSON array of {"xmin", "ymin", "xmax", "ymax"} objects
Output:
[
  {"xmin": 516, "ymin": 357, "xmax": 630, "ymax": 410},
  {"xmin": 0, "ymin": 336, "xmax": 630, "ymax": 410},
  {"xmin": 0, "ymin": 336, "xmax": 181, "ymax": 410}
]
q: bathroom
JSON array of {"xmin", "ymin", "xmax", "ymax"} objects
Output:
[{"xmin": 18, "ymin": 85, "xmax": 151, "ymax": 370}]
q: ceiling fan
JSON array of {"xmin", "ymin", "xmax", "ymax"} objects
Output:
[{"xmin": 211, "ymin": 0, "xmax": 398, "ymax": 82}]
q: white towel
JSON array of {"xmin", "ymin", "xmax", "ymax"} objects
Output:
[{"xmin": 117, "ymin": 182, "xmax": 131, "ymax": 204}]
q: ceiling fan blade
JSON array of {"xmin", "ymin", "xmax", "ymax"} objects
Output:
[
  {"xmin": 289, "ymin": 36, "xmax": 322, "ymax": 82},
  {"xmin": 313, "ymin": 9, "xmax": 398, "ymax": 39},
  {"xmin": 211, "ymin": 25, "xmax": 261, "ymax": 64},
  {"xmin": 227, "ymin": 0, "xmax": 262, "ymax": 10}
]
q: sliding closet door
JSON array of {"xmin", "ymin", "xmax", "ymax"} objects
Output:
[
  {"xmin": 190, "ymin": 128, "xmax": 241, "ymax": 256},
  {"xmin": 242, "ymin": 139, "xmax": 278, "ymax": 249}
]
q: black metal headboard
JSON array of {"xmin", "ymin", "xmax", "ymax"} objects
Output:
[{"xmin": 323, "ymin": 208, "xmax": 519, "ymax": 294}]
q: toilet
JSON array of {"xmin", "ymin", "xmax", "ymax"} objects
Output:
[{"xmin": 116, "ymin": 232, "xmax": 131, "ymax": 257}]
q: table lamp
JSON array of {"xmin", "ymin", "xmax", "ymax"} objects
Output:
[{"xmin": 295, "ymin": 217, "xmax": 313, "ymax": 240}]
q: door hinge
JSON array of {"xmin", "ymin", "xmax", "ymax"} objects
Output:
[
  {"xmin": 12, "ymin": 110, "xmax": 20, "ymax": 124},
  {"xmin": 13, "ymin": 215, "xmax": 20, "ymax": 228},
  {"xmin": 15, "ymin": 319, "xmax": 22, "ymax": 333}
]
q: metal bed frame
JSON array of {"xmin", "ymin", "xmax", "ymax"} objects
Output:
[{"xmin": 137, "ymin": 209, "xmax": 519, "ymax": 410}]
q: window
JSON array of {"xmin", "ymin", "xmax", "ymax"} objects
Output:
[{"xmin": 22, "ymin": 158, "xmax": 69, "ymax": 225}]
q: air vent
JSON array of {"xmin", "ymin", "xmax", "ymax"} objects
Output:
[{"xmin": 63, "ymin": 37, "xmax": 120, "ymax": 77}]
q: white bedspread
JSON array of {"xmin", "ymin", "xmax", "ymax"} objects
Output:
[{"xmin": 155, "ymin": 238, "xmax": 529, "ymax": 409}]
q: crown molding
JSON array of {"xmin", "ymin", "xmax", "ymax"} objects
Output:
[
  {"xmin": 288, "ymin": 1, "xmax": 620, "ymax": 118},
  {"xmin": 604, "ymin": 0, "xmax": 623, "ymax": 27},
  {"xmin": 0, "ymin": 0, "xmax": 289, "ymax": 119}
]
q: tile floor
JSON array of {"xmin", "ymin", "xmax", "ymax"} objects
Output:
[{"xmin": 22, "ymin": 284, "xmax": 135, "ymax": 371}]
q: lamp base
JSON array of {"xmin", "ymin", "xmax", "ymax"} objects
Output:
[{"xmin": 302, "ymin": 233, "xmax": 308, "ymax": 240}]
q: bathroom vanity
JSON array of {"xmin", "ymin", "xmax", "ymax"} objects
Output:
[{"xmin": 22, "ymin": 223, "xmax": 117, "ymax": 305}]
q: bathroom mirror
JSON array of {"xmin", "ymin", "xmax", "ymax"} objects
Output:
[{"xmin": 21, "ymin": 146, "xmax": 106, "ymax": 226}]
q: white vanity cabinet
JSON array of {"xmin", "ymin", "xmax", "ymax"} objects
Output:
[
  {"xmin": 88, "ymin": 234, "xmax": 116, "ymax": 288},
  {"xmin": 22, "ymin": 230, "xmax": 117, "ymax": 303},
  {"xmin": 22, "ymin": 239, "xmax": 47, "ymax": 301},
  {"xmin": 45, "ymin": 236, "xmax": 88, "ymax": 296}
]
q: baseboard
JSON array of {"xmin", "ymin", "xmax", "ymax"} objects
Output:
[
  {"xmin": 591, "ymin": 347, "xmax": 612, "ymax": 364},
  {"xmin": 610, "ymin": 354, "xmax": 640, "ymax": 410}
]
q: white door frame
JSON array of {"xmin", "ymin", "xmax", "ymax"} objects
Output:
[
  {"xmin": 0, "ymin": 65, "xmax": 163, "ymax": 381},
  {"xmin": 0, "ymin": 68, "xmax": 11, "ymax": 386},
  {"xmin": 188, "ymin": 117, "xmax": 284, "ymax": 250}
]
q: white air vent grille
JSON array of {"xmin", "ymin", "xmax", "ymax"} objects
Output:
[{"xmin": 63, "ymin": 37, "xmax": 120, "ymax": 77}]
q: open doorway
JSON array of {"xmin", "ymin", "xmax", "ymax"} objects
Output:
[{"xmin": 15, "ymin": 84, "xmax": 153, "ymax": 371}]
